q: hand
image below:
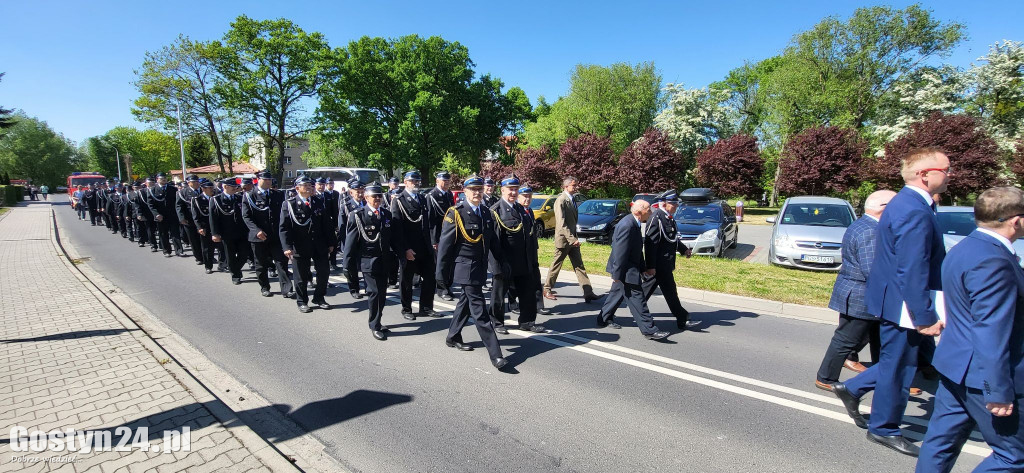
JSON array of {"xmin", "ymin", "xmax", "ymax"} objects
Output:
[
  {"xmin": 328, "ymin": 246, "xmax": 334, "ymax": 253},
  {"xmin": 572, "ymin": 240, "xmax": 581, "ymax": 247},
  {"xmin": 180, "ymin": 219, "xmax": 188, "ymax": 225},
  {"xmin": 198, "ymin": 229, "xmax": 206, "ymax": 236},
  {"xmin": 256, "ymin": 230, "xmax": 267, "ymax": 241},
  {"xmin": 433, "ymin": 244, "xmax": 438, "ymax": 250},
  {"xmin": 917, "ymin": 321, "xmax": 944, "ymax": 336},
  {"xmin": 284, "ymin": 250, "xmax": 294, "ymax": 260},
  {"xmin": 155, "ymin": 215, "xmax": 163, "ymax": 222},
  {"xmin": 612, "ymin": 279, "xmax": 620, "ymax": 284},
  {"xmin": 212, "ymin": 235, "xmax": 221, "ymax": 243},
  {"xmin": 644, "ymin": 269, "xmax": 656, "ymax": 277},
  {"xmin": 405, "ymin": 249, "xmax": 416, "ymax": 261},
  {"xmin": 987, "ymin": 402, "xmax": 1014, "ymax": 417}
]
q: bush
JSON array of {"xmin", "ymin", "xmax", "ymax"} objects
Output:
[{"xmin": 0, "ymin": 185, "xmax": 25, "ymax": 206}]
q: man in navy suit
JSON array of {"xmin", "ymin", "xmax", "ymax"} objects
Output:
[
  {"xmin": 916, "ymin": 187, "xmax": 1024, "ymax": 472},
  {"xmin": 596, "ymin": 200, "xmax": 669, "ymax": 340},
  {"xmin": 833, "ymin": 147, "xmax": 950, "ymax": 456},
  {"xmin": 815, "ymin": 190, "xmax": 896, "ymax": 391}
]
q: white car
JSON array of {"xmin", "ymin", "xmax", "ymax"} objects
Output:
[{"xmin": 767, "ymin": 196, "xmax": 857, "ymax": 271}]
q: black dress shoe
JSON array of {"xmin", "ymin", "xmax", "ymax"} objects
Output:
[
  {"xmin": 832, "ymin": 382, "xmax": 867, "ymax": 429},
  {"xmin": 402, "ymin": 311, "xmax": 416, "ymax": 321},
  {"xmin": 283, "ymin": 291, "xmax": 296, "ymax": 299},
  {"xmin": 351, "ymin": 292, "xmax": 364, "ymax": 299},
  {"xmin": 205, "ymin": 268, "xmax": 213, "ymax": 274},
  {"xmin": 645, "ymin": 330, "xmax": 670, "ymax": 340},
  {"xmin": 298, "ymin": 304, "xmax": 312, "ymax": 313},
  {"xmin": 866, "ymin": 432, "xmax": 920, "ymax": 457},
  {"xmin": 423, "ymin": 310, "xmax": 442, "ymax": 318},
  {"xmin": 330, "ymin": 264, "xmax": 340, "ymax": 271},
  {"xmin": 596, "ymin": 318, "xmax": 621, "ymax": 329},
  {"xmin": 261, "ymin": 289, "xmax": 272, "ymax": 297},
  {"xmin": 196, "ymin": 260, "xmax": 204, "ymax": 265},
  {"xmin": 313, "ymin": 301, "xmax": 330, "ymax": 310},
  {"xmin": 583, "ymin": 293, "xmax": 602, "ymax": 302},
  {"xmin": 491, "ymin": 357, "xmax": 509, "ymax": 370},
  {"xmin": 151, "ymin": 248, "xmax": 159, "ymax": 252},
  {"xmin": 372, "ymin": 330, "xmax": 387, "ymax": 341},
  {"xmin": 440, "ymin": 293, "xmax": 454, "ymax": 301},
  {"xmin": 388, "ymin": 283, "xmax": 399, "ymax": 289},
  {"xmin": 538, "ymin": 308, "xmax": 552, "ymax": 315},
  {"xmin": 445, "ymin": 341, "xmax": 473, "ymax": 351},
  {"xmin": 494, "ymin": 326, "xmax": 509, "ymax": 335},
  {"xmin": 232, "ymin": 278, "xmax": 242, "ymax": 285},
  {"xmin": 519, "ymin": 323, "xmax": 546, "ymax": 333}
]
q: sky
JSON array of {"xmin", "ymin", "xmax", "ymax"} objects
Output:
[{"xmin": 2, "ymin": 0, "xmax": 1021, "ymax": 145}]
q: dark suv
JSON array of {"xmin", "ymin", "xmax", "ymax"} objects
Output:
[{"xmin": 674, "ymin": 189, "xmax": 739, "ymax": 257}]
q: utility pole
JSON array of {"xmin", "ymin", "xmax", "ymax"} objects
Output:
[{"xmin": 175, "ymin": 100, "xmax": 188, "ymax": 181}]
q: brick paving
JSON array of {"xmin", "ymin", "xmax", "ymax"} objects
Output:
[{"xmin": 0, "ymin": 202, "xmax": 288, "ymax": 472}]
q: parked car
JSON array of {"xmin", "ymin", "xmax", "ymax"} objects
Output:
[
  {"xmin": 936, "ymin": 206, "xmax": 1024, "ymax": 258},
  {"xmin": 529, "ymin": 194, "xmax": 557, "ymax": 237},
  {"xmin": 674, "ymin": 189, "xmax": 738, "ymax": 257},
  {"xmin": 631, "ymin": 193, "xmax": 661, "ymax": 210},
  {"xmin": 767, "ymin": 196, "xmax": 857, "ymax": 271},
  {"xmin": 576, "ymin": 199, "xmax": 629, "ymax": 243}
]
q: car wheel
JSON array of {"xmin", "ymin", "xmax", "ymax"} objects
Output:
[
  {"xmin": 535, "ymin": 220, "xmax": 545, "ymax": 239},
  {"xmin": 717, "ymin": 240, "xmax": 726, "ymax": 258}
]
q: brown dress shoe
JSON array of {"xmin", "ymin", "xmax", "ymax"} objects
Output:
[
  {"xmin": 543, "ymin": 291, "xmax": 558, "ymax": 301},
  {"xmin": 843, "ymin": 359, "xmax": 868, "ymax": 373},
  {"xmin": 815, "ymin": 380, "xmax": 834, "ymax": 392}
]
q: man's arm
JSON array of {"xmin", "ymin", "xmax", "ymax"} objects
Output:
[
  {"xmin": 643, "ymin": 215, "xmax": 659, "ymax": 270},
  {"xmin": 240, "ymin": 195, "xmax": 262, "ymax": 236},
  {"xmin": 342, "ymin": 211, "xmax": 360, "ymax": 273},
  {"xmin": 892, "ymin": 210, "xmax": 941, "ymax": 327},
  {"xmin": 965, "ymin": 257, "xmax": 1019, "ymax": 406},
  {"xmin": 278, "ymin": 203, "xmax": 294, "ymax": 255},
  {"xmin": 434, "ymin": 208, "xmax": 458, "ymax": 288}
]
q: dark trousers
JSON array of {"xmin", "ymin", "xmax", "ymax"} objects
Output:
[
  {"xmin": 252, "ymin": 241, "xmax": 292, "ymax": 294},
  {"xmin": 642, "ymin": 270, "xmax": 689, "ymax": 323},
  {"xmin": 88, "ymin": 207, "xmax": 100, "ymax": 225},
  {"xmin": 400, "ymin": 256, "xmax": 435, "ymax": 314},
  {"xmin": 215, "ymin": 243, "xmax": 226, "ymax": 270},
  {"xmin": 136, "ymin": 219, "xmax": 150, "ymax": 245},
  {"xmin": 845, "ymin": 322, "xmax": 923, "ymax": 437},
  {"xmin": 598, "ymin": 279, "xmax": 657, "ymax": 336},
  {"xmin": 292, "ymin": 254, "xmax": 329, "ymax": 305},
  {"xmin": 106, "ymin": 211, "xmax": 117, "ymax": 232},
  {"xmin": 448, "ymin": 284, "xmax": 503, "ymax": 360},
  {"xmin": 146, "ymin": 221, "xmax": 159, "ymax": 248},
  {"xmin": 168, "ymin": 219, "xmax": 182, "ymax": 252},
  {"xmin": 155, "ymin": 219, "xmax": 171, "ymax": 252},
  {"xmin": 816, "ymin": 315, "xmax": 880, "ymax": 383},
  {"xmin": 182, "ymin": 224, "xmax": 202, "ymax": 262},
  {"xmin": 197, "ymin": 232, "xmax": 215, "ymax": 270},
  {"xmin": 917, "ymin": 376, "xmax": 1024, "ymax": 473},
  {"xmin": 490, "ymin": 273, "xmax": 537, "ymax": 327},
  {"xmin": 364, "ymin": 272, "xmax": 388, "ymax": 331},
  {"xmin": 388, "ymin": 255, "xmax": 399, "ymax": 285},
  {"xmin": 221, "ymin": 237, "xmax": 247, "ymax": 279},
  {"xmin": 346, "ymin": 265, "xmax": 361, "ymax": 295}
]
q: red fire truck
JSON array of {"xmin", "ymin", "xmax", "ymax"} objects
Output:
[{"xmin": 66, "ymin": 172, "xmax": 106, "ymax": 199}]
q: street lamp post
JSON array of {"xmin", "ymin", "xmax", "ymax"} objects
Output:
[
  {"xmin": 175, "ymin": 100, "xmax": 188, "ymax": 182},
  {"xmin": 111, "ymin": 145, "xmax": 122, "ymax": 182}
]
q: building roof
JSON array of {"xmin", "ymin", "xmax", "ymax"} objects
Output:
[{"xmin": 170, "ymin": 161, "xmax": 260, "ymax": 175}]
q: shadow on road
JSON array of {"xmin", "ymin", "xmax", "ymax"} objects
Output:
[{"xmin": 1, "ymin": 328, "xmax": 140, "ymax": 344}]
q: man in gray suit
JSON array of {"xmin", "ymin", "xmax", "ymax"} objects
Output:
[{"xmin": 544, "ymin": 176, "xmax": 599, "ymax": 302}]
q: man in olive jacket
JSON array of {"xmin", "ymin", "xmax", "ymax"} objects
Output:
[{"xmin": 543, "ymin": 176, "xmax": 599, "ymax": 302}]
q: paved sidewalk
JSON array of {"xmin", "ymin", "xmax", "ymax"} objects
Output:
[{"xmin": 0, "ymin": 202, "xmax": 295, "ymax": 472}]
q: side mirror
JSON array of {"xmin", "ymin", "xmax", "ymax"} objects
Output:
[
  {"xmin": 543, "ymin": 206, "xmax": 551, "ymax": 211},
  {"xmin": 727, "ymin": 216, "xmax": 737, "ymax": 223},
  {"xmin": 766, "ymin": 216, "xmax": 776, "ymax": 224}
]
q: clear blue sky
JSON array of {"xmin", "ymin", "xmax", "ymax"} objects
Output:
[{"xmin": 2, "ymin": 0, "xmax": 1021, "ymax": 144}]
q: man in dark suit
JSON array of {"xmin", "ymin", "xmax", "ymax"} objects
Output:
[
  {"xmin": 437, "ymin": 174, "xmax": 509, "ymax": 370},
  {"xmin": 146, "ymin": 172, "xmax": 181, "ymax": 257},
  {"xmin": 391, "ymin": 171, "xmax": 439, "ymax": 320},
  {"xmin": 338, "ymin": 179, "xmax": 365, "ymax": 298},
  {"xmin": 834, "ymin": 147, "xmax": 950, "ymax": 456},
  {"xmin": 344, "ymin": 183, "xmax": 407, "ymax": 341},
  {"xmin": 319, "ymin": 178, "xmax": 341, "ymax": 271},
  {"xmin": 210, "ymin": 179, "xmax": 249, "ymax": 285},
  {"xmin": 176, "ymin": 175, "xmax": 204, "ymax": 265},
  {"xmin": 516, "ymin": 186, "xmax": 551, "ymax": 316},
  {"xmin": 190, "ymin": 179, "xmax": 217, "ymax": 273},
  {"xmin": 280, "ymin": 176, "xmax": 336, "ymax": 313},
  {"xmin": 596, "ymin": 200, "xmax": 669, "ymax": 341},
  {"xmin": 132, "ymin": 179, "xmax": 156, "ymax": 249},
  {"xmin": 642, "ymin": 189, "xmax": 692, "ymax": 330},
  {"xmin": 85, "ymin": 184, "xmax": 100, "ymax": 225},
  {"xmin": 241, "ymin": 171, "xmax": 293, "ymax": 298},
  {"xmin": 916, "ymin": 186, "xmax": 1024, "ymax": 472},
  {"xmin": 488, "ymin": 174, "xmax": 545, "ymax": 334},
  {"xmin": 428, "ymin": 171, "xmax": 456, "ymax": 301},
  {"xmin": 815, "ymin": 190, "xmax": 896, "ymax": 391},
  {"xmin": 103, "ymin": 180, "xmax": 118, "ymax": 234},
  {"xmin": 384, "ymin": 176, "xmax": 402, "ymax": 288}
]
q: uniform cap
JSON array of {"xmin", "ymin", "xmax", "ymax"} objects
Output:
[
  {"xmin": 517, "ymin": 186, "xmax": 533, "ymax": 195},
  {"xmin": 347, "ymin": 178, "xmax": 365, "ymax": 190},
  {"xmin": 155, "ymin": 172, "xmax": 167, "ymax": 178},
  {"xmin": 294, "ymin": 175, "xmax": 314, "ymax": 186},
  {"xmin": 403, "ymin": 171, "xmax": 421, "ymax": 181},
  {"xmin": 463, "ymin": 173, "xmax": 484, "ymax": 188},
  {"xmin": 185, "ymin": 175, "xmax": 199, "ymax": 182},
  {"xmin": 500, "ymin": 173, "xmax": 520, "ymax": 187},
  {"xmin": 656, "ymin": 189, "xmax": 678, "ymax": 203},
  {"xmin": 435, "ymin": 171, "xmax": 451, "ymax": 180},
  {"xmin": 388, "ymin": 177, "xmax": 400, "ymax": 184},
  {"xmin": 239, "ymin": 178, "xmax": 253, "ymax": 185},
  {"xmin": 145, "ymin": 177, "xmax": 156, "ymax": 183},
  {"xmin": 256, "ymin": 171, "xmax": 273, "ymax": 180},
  {"xmin": 364, "ymin": 183, "xmax": 384, "ymax": 196},
  {"xmin": 315, "ymin": 177, "xmax": 327, "ymax": 184},
  {"xmin": 200, "ymin": 180, "xmax": 215, "ymax": 188},
  {"xmin": 483, "ymin": 177, "xmax": 495, "ymax": 186},
  {"xmin": 220, "ymin": 178, "xmax": 239, "ymax": 187}
]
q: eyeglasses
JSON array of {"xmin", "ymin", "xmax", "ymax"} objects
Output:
[
  {"xmin": 997, "ymin": 213, "xmax": 1024, "ymax": 222},
  {"xmin": 918, "ymin": 167, "xmax": 951, "ymax": 176}
]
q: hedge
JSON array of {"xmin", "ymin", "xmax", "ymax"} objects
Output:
[{"xmin": 0, "ymin": 185, "xmax": 24, "ymax": 206}]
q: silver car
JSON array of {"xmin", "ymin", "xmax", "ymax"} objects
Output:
[
  {"xmin": 936, "ymin": 206, "xmax": 1024, "ymax": 259},
  {"xmin": 767, "ymin": 196, "xmax": 857, "ymax": 271}
]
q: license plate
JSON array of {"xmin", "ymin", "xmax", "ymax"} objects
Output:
[{"xmin": 802, "ymin": 255, "xmax": 834, "ymax": 264}]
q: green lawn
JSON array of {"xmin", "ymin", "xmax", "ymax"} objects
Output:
[
  {"xmin": 538, "ymin": 237, "xmax": 837, "ymax": 307},
  {"xmin": 735, "ymin": 206, "xmax": 779, "ymax": 225}
]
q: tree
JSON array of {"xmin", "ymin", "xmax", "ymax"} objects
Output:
[
  {"xmin": 215, "ymin": 16, "xmax": 331, "ymax": 179},
  {"xmin": 556, "ymin": 134, "xmax": 616, "ymax": 195},
  {"xmin": 133, "ymin": 36, "xmax": 235, "ymax": 174},
  {"xmin": 0, "ymin": 73, "xmax": 15, "ymax": 133},
  {"xmin": 79, "ymin": 136, "xmax": 120, "ymax": 178},
  {"xmin": 869, "ymin": 113, "xmax": 1003, "ymax": 200},
  {"xmin": 696, "ymin": 134, "xmax": 764, "ymax": 198},
  {"xmin": 0, "ymin": 114, "xmax": 80, "ymax": 187},
  {"xmin": 617, "ymin": 129, "xmax": 684, "ymax": 193},
  {"xmin": 870, "ymin": 65, "xmax": 966, "ymax": 143},
  {"xmin": 301, "ymin": 131, "xmax": 356, "ymax": 168},
  {"xmin": 105, "ymin": 127, "xmax": 179, "ymax": 178},
  {"xmin": 654, "ymin": 83, "xmax": 734, "ymax": 159},
  {"xmin": 1010, "ymin": 140, "xmax": 1024, "ymax": 186},
  {"xmin": 511, "ymin": 146, "xmax": 560, "ymax": 192},
  {"xmin": 317, "ymin": 34, "xmax": 529, "ymax": 179},
  {"xmin": 523, "ymin": 62, "xmax": 661, "ymax": 154},
  {"xmin": 183, "ymin": 134, "xmax": 214, "ymax": 169},
  {"xmin": 776, "ymin": 126, "xmax": 867, "ymax": 196},
  {"xmin": 966, "ymin": 40, "xmax": 1024, "ymax": 152}
]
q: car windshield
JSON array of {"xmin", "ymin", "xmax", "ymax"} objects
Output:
[
  {"xmin": 354, "ymin": 170, "xmax": 381, "ymax": 184},
  {"xmin": 780, "ymin": 203, "xmax": 854, "ymax": 227},
  {"xmin": 578, "ymin": 200, "xmax": 619, "ymax": 216},
  {"xmin": 529, "ymin": 198, "xmax": 547, "ymax": 210},
  {"xmin": 71, "ymin": 177, "xmax": 106, "ymax": 187},
  {"xmin": 674, "ymin": 205, "xmax": 721, "ymax": 222},
  {"xmin": 936, "ymin": 211, "xmax": 977, "ymax": 236}
]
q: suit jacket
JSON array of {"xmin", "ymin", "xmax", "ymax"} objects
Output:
[
  {"xmin": 644, "ymin": 208, "xmax": 678, "ymax": 272},
  {"xmin": 436, "ymin": 202, "xmax": 501, "ymax": 286},
  {"xmin": 606, "ymin": 216, "xmax": 644, "ymax": 285},
  {"xmin": 131, "ymin": 190, "xmax": 152, "ymax": 221},
  {"xmin": 191, "ymin": 193, "xmax": 212, "ymax": 234},
  {"xmin": 320, "ymin": 190, "xmax": 340, "ymax": 233},
  {"xmin": 84, "ymin": 190, "xmax": 98, "ymax": 210},
  {"xmin": 241, "ymin": 188, "xmax": 285, "ymax": 243},
  {"xmin": 209, "ymin": 192, "xmax": 247, "ymax": 241},
  {"xmin": 553, "ymin": 192, "xmax": 579, "ymax": 248},
  {"xmin": 176, "ymin": 186, "xmax": 199, "ymax": 225},
  {"xmin": 866, "ymin": 186, "xmax": 945, "ymax": 326},
  {"xmin": 391, "ymin": 190, "xmax": 433, "ymax": 254},
  {"xmin": 279, "ymin": 195, "xmax": 334, "ymax": 257},
  {"xmin": 145, "ymin": 185, "xmax": 177, "ymax": 220},
  {"xmin": 934, "ymin": 230, "xmax": 1024, "ymax": 403},
  {"xmin": 488, "ymin": 199, "xmax": 533, "ymax": 277},
  {"xmin": 343, "ymin": 206, "xmax": 405, "ymax": 274},
  {"xmin": 426, "ymin": 187, "xmax": 454, "ymax": 246},
  {"xmin": 828, "ymin": 216, "xmax": 879, "ymax": 319}
]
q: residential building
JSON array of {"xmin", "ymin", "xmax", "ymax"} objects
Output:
[{"xmin": 247, "ymin": 136, "xmax": 310, "ymax": 180}]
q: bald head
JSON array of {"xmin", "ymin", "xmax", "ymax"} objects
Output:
[
  {"xmin": 631, "ymin": 199, "xmax": 652, "ymax": 222},
  {"xmin": 864, "ymin": 190, "xmax": 897, "ymax": 218}
]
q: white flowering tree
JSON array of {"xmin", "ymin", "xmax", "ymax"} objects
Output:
[
  {"xmin": 654, "ymin": 83, "xmax": 734, "ymax": 158},
  {"xmin": 871, "ymin": 66, "xmax": 966, "ymax": 144},
  {"xmin": 966, "ymin": 40, "xmax": 1024, "ymax": 153}
]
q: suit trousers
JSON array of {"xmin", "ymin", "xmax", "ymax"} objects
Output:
[
  {"xmin": 844, "ymin": 321, "xmax": 924, "ymax": 436},
  {"xmin": 642, "ymin": 271, "xmax": 689, "ymax": 323},
  {"xmin": 221, "ymin": 237, "xmax": 247, "ymax": 280},
  {"xmin": 545, "ymin": 244, "xmax": 594, "ymax": 296},
  {"xmin": 88, "ymin": 207, "xmax": 100, "ymax": 225},
  {"xmin": 146, "ymin": 221, "xmax": 160, "ymax": 249},
  {"xmin": 182, "ymin": 224, "xmax": 202, "ymax": 262},
  {"xmin": 292, "ymin": 253, "xmax": 329, "ymax": 306},
  {"xmin": 917, "ymin": 376, "xmax": 1023, "ymax": 473},
  {"xmin": 816, "ymin": 315, "xmax": 881, "ymax": 384},
  {"xmin": 197, "ymin": 232, "xmax": 215, "ymax": 270},
  {"xmin": 598, "ymin": 280, "xmax": 657, "ymax": 336},
  {"xmin": 136, "ymin": 219, "xmax": 150, "ymax": 245},
  {"xmin": 364, "ymin": 272, "xmax": 388, "ymax": 331},
  {"xmin": 448, "ymin": 284, "xmax": 503, "ymax": 360},
  {"xmin": 400, "ymin": 255, "xmax": 435, "ymax": 313},
  {"xmin": 490, "ymin": 273, "xmax": 537, "ymax": 327},
  {"xmin": 252, "ymin": 241, "xmax": 293, "ymax": 294},
  {"xmin": 154, "ymin": 218, "xmax": 172, "ymax": 253}
]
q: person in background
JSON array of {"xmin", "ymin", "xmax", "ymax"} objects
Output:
[
  {"xmin": 72, "ymin": 186, "xmax": 86, "ymax": 220},
  {"xmin": 40, "ymin": 185, "xmax": 49, "ymax": 201},
  {"xmin": 544, "ymin": 176, "xmax": 599, "ymax": 303}
]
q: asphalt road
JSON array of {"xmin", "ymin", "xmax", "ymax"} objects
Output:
[{"xmin": 53, "ymin": 197, "xmax": 983, "ymax": 473}]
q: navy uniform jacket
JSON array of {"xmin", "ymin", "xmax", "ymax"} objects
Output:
[
  {"xmin": 426, "ymin": 187, "xmax": 454, "ymax": 246},
  {"xmin": 190, "ymin": 193, "xmax": 212, "ymax": 234},
  {"xmin": 119, "ymin": 192, "xmax": 135, "ymax": 221},
  {"xmin": 523, "ymin": 207, "xmax": 541, "ymax": 273},
  {"xmin": 828, "ymin": 216, "xmax": 879, "ymax": 319},
  {"xmin": 483, "ymin": 194, "xmax": 499, "ymax": 208},
  {"xmin": 176, "ymin": 186, "xmax": 199, "ymax": 225},
  {"xmin": 935, "ymin": 230, "xmax": 1024, "ymax": 403},
  {"xmin": 96, "ymin": 188, "xmax": 107, "ymax": 211},
  {"xmin": 145, "ymin": 185, "xmax": 178, "ymax": 221},
  {"xmin": 338, "ymin": 194, "xmax": 364, "ymax": 234},
  {"xmin": 866, "ymin": 186, "xmax": 945, "ymax": 326},
  {"xmin": 489, "ymin": 199, "xmax": 532, "ymax": 277},
  {"xmin": 241, "ymin": 188, "xmax": 285, "ymax": 243},
  {"xmin": 436, "ymin": 202, "xmax": 502, "ymax": 286},
  {"xmin": 84, "ymin": 189, "xmax": 99, "ymax": 210},
  {"xmin": 643, "ymin": 208, "xmax": 678, "ymax": 273},
  {"xmin": 132, "ymin": 190, "xmax": 153, "ymax": 221},
  {"xmin": 606, "ymin": 216, "xmax": 644, "ymax": 286},
  {"xmin": 391, "ymin": 190, "xmax": 432, "ymax": 255},
  {"xmin": 279, "ymin": 195, "xmax": 334, "ymax": 257},
  {"xmin": 320, "ymin": 190, "xmax": 340, "ymax": 235},
  {"xmin": 103, "ymin": 189, "xmax": 117, "ymax": 215},
  {"xmin": 343, "ymin": 206, "xmax": 406, "ymax": 274},
  {"xmin": 209, "ymin": 193, "xmax": 246, "ymax": 241}
]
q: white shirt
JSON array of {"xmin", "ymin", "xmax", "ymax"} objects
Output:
[
  {"xmin": 366, "ymin": 205, "xmax": 380, "ymax": 215},
  {"xmin": 977, "ymin": 228, "xmax": 1016, "ymax": 255},
  {"xmin": 406, "ymin": 189, "xmax": 418, "ymax": 199},
  {"xmin": 563, "ymin": 191, "xmax": 573, "ymax": 202},
  {"xmin": 906, "ymin": 185, "xmax": 934, "ymax": 208},
  {"xmin": 866, "ymin": 214, "xmax": 879, "ymax": 222}
]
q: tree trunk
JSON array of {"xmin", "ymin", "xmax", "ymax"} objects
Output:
[{"xmin": 769, "ymin": 164, "xmax": 781, "ymax": 207}]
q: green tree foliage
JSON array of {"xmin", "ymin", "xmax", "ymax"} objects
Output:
[
  {"xmin": 523, "ymin": 62, "xmax": 661, "ymax": 154},
  {"xmin": 105, "ymin": 127, "xmax": 179, "ymax": 178},
  {"xmin": 654, "ymin": 83, "xmax": 734, "ymax": 161},
  {"xmin": 317, "ymin": 34, "xmax": 530, "ymax": 178},
  {"xmin": 301, "ymin": 131, "xmax": 356, "ymax": 168},
  {"xmin": 0, "ymin": 73, "xmax": 15, "ymax": 133},
  {"xmin": 79, "ymin": 137, "xmax": 120, "ymax": 179},
  {"xmin": 0, "ymin": 114, "xmax": 81, "ymax": 187},
  {"xmin": 184, "ymin": 134, "xmax": 214, "ymax": 169},
  {"xmin": 966, "ymin": 40, "xmax": 1024, "ymax": 152}
]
